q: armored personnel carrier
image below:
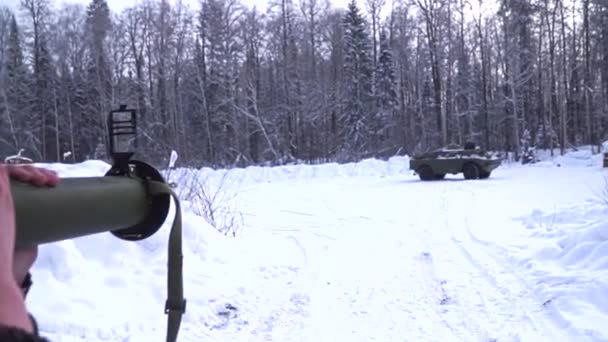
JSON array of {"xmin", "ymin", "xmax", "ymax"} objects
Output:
[{"xmin": 409, "ymin": 144, "xmax": 502, "ymax": 181}]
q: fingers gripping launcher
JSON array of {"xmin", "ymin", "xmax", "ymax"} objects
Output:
[{"xmin": 10, "ymin": 106, "xmax": 186, "ymax": 342}]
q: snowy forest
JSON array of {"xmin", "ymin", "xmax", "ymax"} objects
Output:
[{"xmin": 0, "ymin": 0, "xmax": 607, "ymax": 167}]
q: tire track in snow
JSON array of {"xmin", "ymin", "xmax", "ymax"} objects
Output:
[
  {"xmin": 440, "ymin": 181, "xmax": 588, "ymax": 342},
  {"xmin": 416, "ymin": 249, "xmax": 468, "ymax": 342},
  {"xmin": 462, "ymin": 225, "xmax": 595, "ymax": 342},
  {"xmin": 412, "ymin": 179, "xmax": 542, "ymax": 342},
  {"xmin": 439, "ymin": 184, "xmax": 514, "ymax": 341},
  {"xmin": 410, "ymin": 181, "xmax": 491, "ymax": 342},
  {"xmin": 287, "ymin": 235, "xmax": 309, "ymax": 267},
  {"xmin": 432, "ymin": 182, "xmax": 502, "ymax": 341},
  {"xmin": 442, "ymin": 185, "xmax": 547, "ymax": 341},
  {"xmin": 384, "ymin": 223, "xmax": 461, "ymax": 342},
  {"xmin": 449, "ymin": 227, "xmax": 577, "ymax": 342}
]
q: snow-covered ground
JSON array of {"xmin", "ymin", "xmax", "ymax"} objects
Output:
[{"xmin": 22, "ymin": 148, "xmax": 608, "ymax": 342}]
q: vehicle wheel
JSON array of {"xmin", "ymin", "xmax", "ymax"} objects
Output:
[
  {"xmin": 479, "ymin": 171, "xmax": 491, "ymax": 179},
  {"xmin": 462, "ymin": 163, "xmax": 480, "ymax": 180},
  {"xmin": 434, "ymin": 174, "xmax": 445, "ymax": 180},
  {"xmin": 417, "ymin": 165, "xmax": 435, "ymax": 181}
]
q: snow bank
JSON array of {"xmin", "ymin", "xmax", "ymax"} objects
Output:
[
  {"xmin": 168, "ymin": 156, "xmax": 411, "ymax": 187},
  {"xmin": 533, "ymin": 146, "xmax": 603, "ymax": 168},
  {"xmin": 490, "ymin": 144, "xmax": 608, "ymax": 340},
  {"xmin": 511, "ymin": 200, "xmax": 608, "ymax": 340}
]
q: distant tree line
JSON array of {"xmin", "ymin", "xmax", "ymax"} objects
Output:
[{"xmin": 1, "ymin": 0, "xmax": 607, "ymax": 168}]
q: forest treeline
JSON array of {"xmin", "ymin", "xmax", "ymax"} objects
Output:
[{"xmin": 0, "ymin": 0, "xmax": 607, "ymax": 167}]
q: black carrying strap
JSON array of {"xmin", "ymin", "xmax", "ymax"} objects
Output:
[{"xmin": 148, "ymin": 181, "xmax": 186, "ymax": 342}]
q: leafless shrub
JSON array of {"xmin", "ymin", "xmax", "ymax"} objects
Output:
[{"xmin": 170, "ymin": 168, "xmax": 244, "ymax": 237}]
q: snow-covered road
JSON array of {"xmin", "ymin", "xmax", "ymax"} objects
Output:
[
  {"xmin": 28, "ymin": 153, "xmax": 608, "ymax": 342},
  {"xmin": 222, "ymin": 165, "xmax": 601, "ymax": 342}
]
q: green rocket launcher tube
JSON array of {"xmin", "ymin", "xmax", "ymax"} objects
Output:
[
  {"xmin": 12, "ymin": 176, "xmax": 151, "ymax": 246},
  {"xmin": 7, "ymin": 105, "xmax": 186, "ymax": 342},
  {"xmin": 12, "ymin": 161, "xmax": 170, "ymax": 247}
]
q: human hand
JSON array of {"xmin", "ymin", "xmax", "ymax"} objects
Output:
[
  {"xmin": 7, "ymin": 165, "xmax": 59, "ymax": 188},
  {"xmin": 5, "ymin": 165, "xmax": 59, "ymax": 286},
  {"xmin": 0, "ymin": 164, "xmax": 58, "ymax": 332}
]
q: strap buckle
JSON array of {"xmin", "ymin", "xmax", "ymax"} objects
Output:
[{"xmin": 165, "ymin": 299, "xmax": 187, "ymax": 314}]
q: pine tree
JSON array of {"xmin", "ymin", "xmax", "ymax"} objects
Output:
[
  {"xmin": 35, "ymin": 37, "xmax": 60, "ymax": 161},
  {"xmin": 1, "ymin": 15, "xmax": 30, "ymax": 154},
  {"xmin": 376, "ymin": 28, "xmax": 397, "ymax": 110},
  {"xmin": 83, "ymin": 0, "xmax": 112, "ymax": 159},
  {"xmin": 342, "ymin": 0, "xmax": 373, "ymax": 158},
  {"xmin": 373, "ymin": 27, "xmax": 397, "ymax": 150},
  {"xmin": 5, "ymin": 15, "xmax": 25, "ymax": 84}
]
